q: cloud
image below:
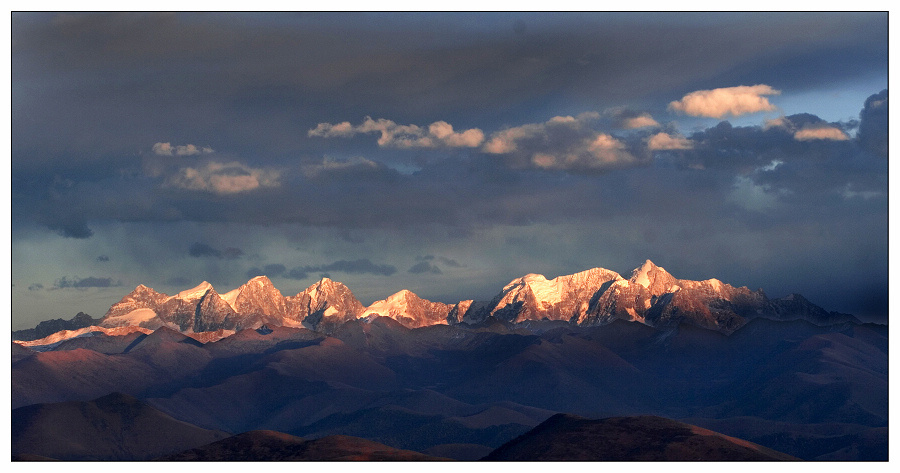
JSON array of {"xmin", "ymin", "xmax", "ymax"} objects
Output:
[
  {"xmin": 152, "ymin": 142, "xmax": 214, "ymax": 156},
  {"xmin": 761, "ymin": 114, "xmax": 849, "ymax": 142},
  {"xmin": 408, "ymin": 261, "xmax": 442, "ymax": 274},
  {"xmin": 309, "ymin": 117, "xmax": 484, "ymax": 148},
  {"xmin": 647, "ymin": 132, "xmax": 693, "ymax": 150},
  {"xmin": 28, "ymin": 283, "xmax": 44, "ymax": 291},
  {"xmin": 606, "ymin": 109, "xmax": 660, "ymax": 129},
  {"xmin": 53, "ymin": 276, "xmax": 121, "ymax": 289},
  {"xmin": 165, "ymin": 161, "xmax": 280, "ymax": 194},
  {"xmin": 483, "ymin": 112, "xmax": 638, "ymax": 171},
  {"xmin": 189, "ymin": 242, "xmax": 243, "ymax": 259},
  {"xmin": 49, "ymin": 221, "xmax": 94, "ymax": 239},
  {"xmin": 301, "ymin": 157, "xmax": 379, "ymax": 178},
  {"xmin": 668, "ymin": 84, "xmax": 780, "ymax": 118},
  {"xmin": 622, "ymin": 114, "xmax": 660, "ymax": 129},
  {"xmin": 793, "ymin": 126, "xmax": 849, "ymax": 141},
  {"xmin": 96, "ymin": 255, "xmax": 110, "ymax": 262},
  {"xmin": 286, "ymin": 258, "xmax": 398, "ymax": 280},
  {"xmin": 857, "ymin": 89, "xmax": 887, "ymax": 158}
]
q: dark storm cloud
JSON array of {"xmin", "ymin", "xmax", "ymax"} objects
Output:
[
  {"xmin": 12, "ymin": 13, "xmax": 886, "ymax": 165},
  {"xmin": 11, "ymin": 12, "xmax": 888, "ymax": 237},
  {"xmin": 50, "ymin": 221, "xmax": 94, "ymax": 239},
  {"xmin": 286, "ymin": 259, "xmax": 397, "ymax": 280},
  {"xmin": 53, "ymin": 276, "xmax": 121, "ymax": 289},
  {"xmin": 857, "ymin": 89, "xmax": 888, "ymax": 158},
  {"xmin": 408, "ymin": 262, "xmax": 442, "ymax": 275},
  {"xmin": 189, "ymin": 242, "xmax": 243, "ymax": 260}
]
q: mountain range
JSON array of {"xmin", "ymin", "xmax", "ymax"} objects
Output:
[
  {"xmin": 15, "ymin": 260, "xmax": 860, "ymax": 347},
  {"xmin": 11, "ymin": 260, "xmax": 886, "ymax": 461}
]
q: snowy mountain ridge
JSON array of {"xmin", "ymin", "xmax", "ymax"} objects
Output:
[{"xmin": 16, "ymin": 260, "xmax": 861, "ymax": 346}]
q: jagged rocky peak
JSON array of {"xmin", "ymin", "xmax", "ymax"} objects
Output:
[
  {"xmin": 103, "ymin": 284, "xmax": 169, "ymax": 319},
  {"xmin": 224, "ymin": 275, "xmax": 286, "ymax": 317}
]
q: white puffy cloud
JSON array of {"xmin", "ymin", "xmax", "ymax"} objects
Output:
[
  {"xmin": 793, "ymin": 126, "xmax": 849, "ymax": 141},
  {"xmin": 647, "ymin": 132, "xmax": 693, "ymax": 150},
  {"xmin": 152, "ymin": 142, "xmax": 214, "ymax": 156},
  {"xmin": 621, "ymin": 114, "xmax": 660, "ymax": 129},
  {"xmin": 668, "ymin": 84, "xmax": 780, "ymax": 118},
  {"xmin": 428, "ymin": 121, "xmax": 485, "ymax": 147},
  {"xmin": 166, "ymin": 161, "xmax": 280, "ymax": 194},
  {"xmin": 308, "ymin": 117, "xmax": 484, "ymax": 148}
]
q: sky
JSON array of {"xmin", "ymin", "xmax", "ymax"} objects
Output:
[{"xmin": 9, "ymin": 12, "xmax": 889, "ymax": 329}]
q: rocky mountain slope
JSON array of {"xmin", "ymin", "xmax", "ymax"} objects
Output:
[
  {"xmin": 11, "ymin": 392, "xmax": 229, "ymax": 461},
  {"xmin": 482, "ymin": 414, "xmax": 798, "ymax": 461},
  {"xmin": 11, "ymin": 317, "xmax": 886, "ymax": 460},
  {"xmin": 159, "ymin": 430, "xmax": 448, "ymax": 461}
]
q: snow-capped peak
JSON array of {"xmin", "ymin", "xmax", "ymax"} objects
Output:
[
  {"xmin": 631, "ymin": 260, "xmax": 660, "ymax": 289},
  {"xmin": 175, "ymin": 281, "xmax": 213, "ymax": 301}
]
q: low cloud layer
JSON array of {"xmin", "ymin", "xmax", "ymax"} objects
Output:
[
  {"xmin": 52, "ymin": 276, "xmax": 122, "ymax": 289},
  {"xmin": 669, "ymin": 85, "xmax": 780, "ymax": 118}
]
